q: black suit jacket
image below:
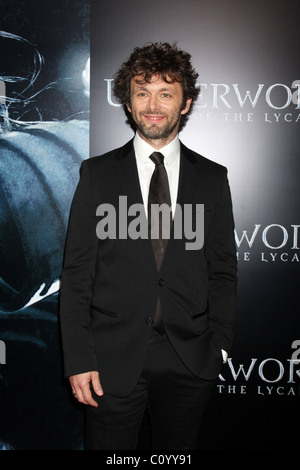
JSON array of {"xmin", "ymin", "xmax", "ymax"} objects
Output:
[{"xmin": 59, "ymin": 139, "xmax": 237, "ymax": 396}]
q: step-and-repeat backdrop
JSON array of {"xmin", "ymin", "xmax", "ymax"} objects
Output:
[{"xmin": 0, "ymin": 0, "xmax": 299, "ymax": 450}]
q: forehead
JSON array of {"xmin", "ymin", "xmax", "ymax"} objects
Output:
[{"xmin": 131, "ymin": 74, "xmax": 182, "ymax": 92}]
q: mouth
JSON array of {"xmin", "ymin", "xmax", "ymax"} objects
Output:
[{"xmin": 143, "ymin": 114, "xmax": 165, "ymax": 123}]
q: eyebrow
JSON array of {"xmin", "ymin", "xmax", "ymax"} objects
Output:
[{"xmin": 133, "ymin": 85, "xmax": 173, "ymax": 93}]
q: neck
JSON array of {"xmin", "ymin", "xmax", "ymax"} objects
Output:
[{"xmin": 137, "ymin": 130, "xmax": 178, "ymax": 150}]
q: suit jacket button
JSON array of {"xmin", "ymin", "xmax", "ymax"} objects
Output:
[
  {"xmin": 146, "ymin": 317, "xmax": 153, "ymax": 326},
  {"xmin": 157, "ymin": 278, "xmax": 165, "ymax": 287}
]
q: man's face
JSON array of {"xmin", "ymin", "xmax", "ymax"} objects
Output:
[{"xmin": 127, "ymin": 74, "xmax": 192, "ymax": 148}]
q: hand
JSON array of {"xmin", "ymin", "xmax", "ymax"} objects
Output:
[{"xmin": 69, "ymin": 371, "xmax": 103, "ymax": 407}]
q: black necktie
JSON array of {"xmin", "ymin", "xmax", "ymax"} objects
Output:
[{"xmin": 148, "ymin": 151, "xmax": 172, "ymax": 333}]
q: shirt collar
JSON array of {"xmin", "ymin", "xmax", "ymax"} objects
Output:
[{"xmin": 133, "ymin": 132, "xmax": 180, "ymax": 169}]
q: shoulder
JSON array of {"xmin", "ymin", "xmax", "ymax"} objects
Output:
[
  {"xmin": 181, "ymin": 143, "xmax": 227, "ymax": 184},
  {"xmin": 81, "ymin": 140, "xmax": 133, "ymax": 171},
  {"xmin": 180, "ymin": 142, "xmax": 227, "ymax": 177}
]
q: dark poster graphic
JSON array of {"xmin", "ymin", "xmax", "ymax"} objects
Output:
[
  {"xmin": 0, "ymin": 0, "xmax": 90, "ymax": 449},
  {"xmin": 90, "ymin": 0, "xmax": 300, "ymax": 449}
]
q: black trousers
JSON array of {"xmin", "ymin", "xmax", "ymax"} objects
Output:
[{"xmin": 85, "ymin": 330, "xmax": 217, "ymax": 450}]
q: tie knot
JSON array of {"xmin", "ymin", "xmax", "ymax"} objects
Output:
[{"xmin": 150, "ymin": 152, "xmax": 164, "ymax": 166}]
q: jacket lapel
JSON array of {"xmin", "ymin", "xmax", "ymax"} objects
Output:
[
  {"xmin": 115, "ymin": 139, "xmax": 157, "ymax": 270},
  {"xmin": 161, "ymin": 142, "xmax": 201, "ymax": 268},
  {"xmin": 115, "ymin": 139, "xmax": 144, "ymax": 207},
  {"xmin": 175, "ymin": 142, "xmax": 199, "ymax": 210}
]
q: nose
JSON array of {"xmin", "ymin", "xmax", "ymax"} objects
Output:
[{"xmin": 148, "ymin": 94, "xmax": 160, "ymax": 112}]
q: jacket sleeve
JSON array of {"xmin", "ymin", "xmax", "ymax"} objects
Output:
[
  {"xmin": 59, "ymin": 160, "xmax": 99, "ymax": 377},
  {"xmin": 205, "ymin": 168, "xmax": 237, "ymax": 354}
]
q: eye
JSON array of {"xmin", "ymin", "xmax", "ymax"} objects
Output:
[{"xmin": 161, "ymin": 93, "xmax": 171, "ymax": 98}]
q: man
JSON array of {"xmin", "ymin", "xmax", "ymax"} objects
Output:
[{"xmin": 59, "ymin": 42, "xmax": 237, "ymax": 450}]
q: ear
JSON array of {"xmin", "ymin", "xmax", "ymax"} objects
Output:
[
  {"xmin": 126, "ymin": 102, "xmax": 132, "ymax": 113},
  {"xmin": 181, "ymin": 98, "xmax": 192, "ymax": 115}
]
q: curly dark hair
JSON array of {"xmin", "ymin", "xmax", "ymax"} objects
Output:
[{"xmin": 113, "ymin": 42, "xmax": 200, "ymax": 131}]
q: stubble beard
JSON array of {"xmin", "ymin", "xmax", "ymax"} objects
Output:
[{"xmin": 134, "ymin": 111, "xmax": 182, "ymax": 142}]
